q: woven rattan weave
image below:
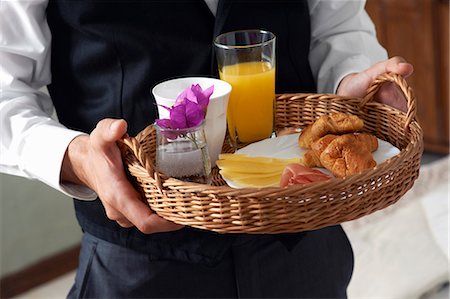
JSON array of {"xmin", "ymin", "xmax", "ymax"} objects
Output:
[{"xmin": 118, "ymin": 73, "xmax": 423, "ymax": 233}]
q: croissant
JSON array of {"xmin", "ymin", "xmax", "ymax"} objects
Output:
[
  {"xmin": 302, "ymin": 134, "xmax": 338, "ymax": 167},
  {"xmin": 350, "ymin": 133, "xmax": 379, "ymax": 152},
  {"xmin": 298, "ymin": 113, "xmax": 364, "ymax": 149},
  {"xmin": 301, "ymin": 133, "xmax": 378, "ymax": 168},
  {"xmin": 319, "ymin": 134, "xmax": 377, "ymax": 178}
]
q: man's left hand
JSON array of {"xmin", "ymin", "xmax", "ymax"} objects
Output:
[{"xmin": 337, "ymin": 56, "xmax": 414, "ymax": 112}]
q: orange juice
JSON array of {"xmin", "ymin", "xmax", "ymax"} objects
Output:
[{"xmin": 219, "ymin": 61, "xmax": 275, "ymax": 143}]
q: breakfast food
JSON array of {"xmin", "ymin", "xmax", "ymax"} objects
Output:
[
  {"xmin": 217, "ymin": 154, "xmax": 299, "ymax": 187},
  {"xmin": 302, "ymin": 133, "xmax": 378, "ymax": 168},
  {"xmin": 320, "ymin": 135, "xmax": 377, "ymax": 177},
  {"xmin": 219, "ymin": 112, "xmax": 379, "ymax": 187},
  {"xmin": 298, "ymin": 112, "xmax": 379, "ymax": 177},
  {"xmin": 302, "ymin": 134, "xmax": 338, "ymax": 167},
  {"xmin": 298, "ymin": 112, "xmax": 364, "ymax": 149},
  {"xmin": 280, "ymin": 164, "xmax": 331, "ymax": 187}
]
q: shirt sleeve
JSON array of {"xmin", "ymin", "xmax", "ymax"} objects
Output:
[
  {"xmin": 0, "ymin": 0, "xmax": 97, "ymax": 200},
  {"xmin": 308, "ymin": 0, "xmax": 389, "ymax": 93}
]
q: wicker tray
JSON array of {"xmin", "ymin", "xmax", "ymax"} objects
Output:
[{"xmin": 118, "ymin": 73, "xmax": 423, "ymax": 234}]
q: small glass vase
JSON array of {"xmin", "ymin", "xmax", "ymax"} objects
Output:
[{"xmin": 154, "ymin": 121, "xmax": 212, "ymax": 185}]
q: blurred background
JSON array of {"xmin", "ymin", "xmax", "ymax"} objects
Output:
[{"xmin": 0, "ymin": 0, "xmax": 448, "ymax": 298}]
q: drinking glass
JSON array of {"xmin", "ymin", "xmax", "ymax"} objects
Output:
[
  {"xmin": 155, "ymin": 121, "xmax": 212, "ymax": 184},
  {"xmin": 214, "ymin": 29, "xmax": 276, "ymax": 148}
]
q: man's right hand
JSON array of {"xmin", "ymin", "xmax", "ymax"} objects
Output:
[{"xmin": 61, "ymin": 118, "xmax": 184, "ymax": 234}]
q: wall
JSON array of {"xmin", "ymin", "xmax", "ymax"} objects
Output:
[{"xmin": 0, "ymin": 173, "xmax": 82, "ymax": 277}]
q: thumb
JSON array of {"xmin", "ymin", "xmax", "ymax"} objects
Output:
[
  {"xmin": 386, "ymin": 57, "xmax": 414, "ymax": 78},
  {"xmin": 108, "ymin": 119, "xmax": 128, "ymax": 141},
  {"xmin": 365, "ymin": 56, "xmax": 414, "ymax": 80},
  {"xmin": 91, "ymin": 118, "xmax": 128, "ymax": 150}
]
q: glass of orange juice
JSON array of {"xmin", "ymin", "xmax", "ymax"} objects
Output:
[{"xmin": 214, "ymin": 30, "xmax": 276, "ymax": 149}]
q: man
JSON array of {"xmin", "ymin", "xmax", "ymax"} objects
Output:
[{"xmin": 1, "ymin": 0, "xmax": 412, "ymax": 297}]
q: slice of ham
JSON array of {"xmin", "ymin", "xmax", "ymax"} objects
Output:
[{"xmin": 280, "ymin": 163, "xmax": 331, "ymax": 187}]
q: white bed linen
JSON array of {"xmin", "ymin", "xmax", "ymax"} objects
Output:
[{"xmin": 344, "ymin": 156, "xmax": 449, "ymax": 299}]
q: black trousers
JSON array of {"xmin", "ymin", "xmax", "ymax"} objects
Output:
[{"xmin": 68, "ymin": 226, "xmax": 353, "ymax": 299}]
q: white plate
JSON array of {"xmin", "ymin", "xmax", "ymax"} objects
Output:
[{"xmin": 222, "ymin": 133, "xmax": 401, "ymax": 188}]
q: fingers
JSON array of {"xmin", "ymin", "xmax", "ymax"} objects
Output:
[
  {"xmin": 102, "ymin": 180, "xmax": 183, "ymax": 233},
  {"xmin": 364, "ymin": 56, "xmax": 414, "ymax": 81},
  {"xmin": 87, "ymin": 118, "xmax": 184, "ymax": 234},
  {"xmin": 375, "ymin": 83, "xmax": 408, "ymax": 112},
  {"xmin": 108, "ymin": 179, "xmax": 184, "ymax": 233},
  {"xmin": 145, "ymin": 214, "xmax": 185, "ymax": 234},
  {"xmin": 97, "ymin": 157, "xmax": 184, "ymax": 233},
  {"xmin": 335, "ymin": 56, "xmax": 414, "ymax": 110},
  {"xmin": 365, "ymin": 56, "xmax": 412, "ymax": 112}
]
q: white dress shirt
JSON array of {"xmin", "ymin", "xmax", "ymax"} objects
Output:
[{"xmin": 0, "ymin": 0, "xmax": 387, "ymax": 200}]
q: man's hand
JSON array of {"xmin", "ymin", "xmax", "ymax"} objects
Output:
[
  {"xmin": 337, "ymin": 56, "xmax": 414, "ymax": 112},
  {"xmin": 62, "ymin": 118, "xmax": 184, "ymax": 234}
]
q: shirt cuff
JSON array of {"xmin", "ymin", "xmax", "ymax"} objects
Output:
[{"xmin": 20, "ymin": 123, "xmax": 97, "ymax": 200}]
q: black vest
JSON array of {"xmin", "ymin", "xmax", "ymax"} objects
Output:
[{"xmin": 46, "ymin": 0, "xmax": 316, "ymax": 264}]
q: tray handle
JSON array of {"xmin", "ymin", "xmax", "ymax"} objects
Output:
[
  {"xmin": 359, "ymin": 72, "xmax": 417, "ymax": 131},
  {"xmin": 117, "ymin": 127, "xmax": 168, "ymax": 195},
  {"xmin": 117, "ymin": 134, "xmax": 156, "ymax": 178}
]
